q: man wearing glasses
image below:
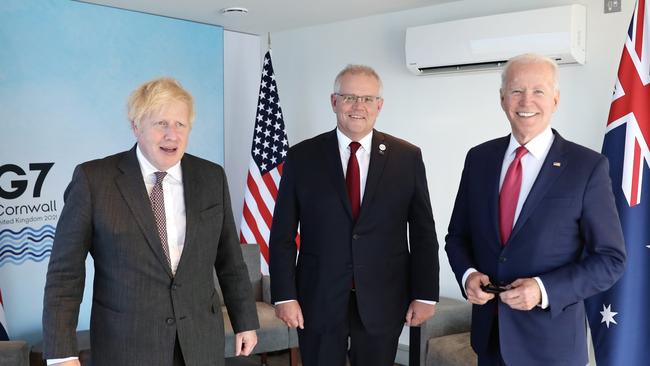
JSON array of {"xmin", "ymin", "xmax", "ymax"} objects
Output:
[{"xmin": 269, "ymin": 65, "xmax": 439, "ymax": 366}]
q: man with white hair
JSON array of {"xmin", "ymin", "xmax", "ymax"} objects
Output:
[{"xmin": 445, "ymin": 53, "xmax": 626, "ymax": 365}]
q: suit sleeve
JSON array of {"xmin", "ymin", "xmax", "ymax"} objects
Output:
[
  {"xmin": 540, "ymin": 156, "xmax": 626, "ymax": 318},
  {"xmin": 42, "ymin": 165, "xmax": 93, "ymax": 358},
  {"xmin": 269, "ymin": 150, "xmax": 300, "ymax": 303},
  {"xmin": 214, "ymin": 169, "xmax": 260, "ymax": 333},
  {"xmin": 445, "ymin": 150, "xmax": 478, "ymax": 298},
  {"xmin": 408, "ymin": 148, "xmax": 440, "ymax": 301}
]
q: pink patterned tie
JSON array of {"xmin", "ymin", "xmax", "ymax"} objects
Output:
[
  {"xmin": 499, "ymin": 146, "xmax": 528, "ymax": 245},
  {"xmin": 150, "ymin": 171, "xmax": 171, "ymax": 267}
]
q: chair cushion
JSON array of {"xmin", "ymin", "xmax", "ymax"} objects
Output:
[
  {"xmin": 222, "ymin": 302, "xmax": 289, "ymax": 357},
  {"xmin": 426, "ymin": 332, "xmax": 477, "ymax": 366}
]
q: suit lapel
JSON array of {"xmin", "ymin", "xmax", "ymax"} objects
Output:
[
  {"xmin": 321, "ymin": 129, "xmax": 354, "ymax": 220},
  {"xmin": 489, "ymin": 137, "xmax": 510, "ymax": 245},
  {"xmin": 115, "ymin": 147, "xmax": 173, "ymax": 278},
  {"xmin": 358, "ymin": 130, "xmax": 388, "ymax": 223},
  {"xmin": 508, "ymin": 130, "xmax": 568, "ymax": 243},
  {"xmin": 176, "ymin": 155, "xmax": 199, "ymax": 273}
]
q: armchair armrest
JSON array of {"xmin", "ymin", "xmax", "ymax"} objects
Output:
[
  {"xmin": 0, "ymin": 340, "xmax": 29, "ymax": 366},
  {"xmin": 263, "ymin": 275, "xmax": 272, "ymax": 304},
  {"xmin": 413, "ymin": 297, "xmax": 471, "ymax": 366}
]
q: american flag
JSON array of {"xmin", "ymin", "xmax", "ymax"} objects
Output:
[
  {"xmin": 240, "ymin": 51, "xmax": 293, "ymax": 274},
  {"xmin": 585, "ymin": 0, "xmax": 650, "ymax": 363},
  {"xmin": 0, "ymin": 288, "xmax": 8, "ymax": 341}
]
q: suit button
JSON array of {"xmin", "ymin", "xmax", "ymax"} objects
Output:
[
  {"xmin": 166, "ymin": 318, "xmax": 175, "ymax": 325},
  {"xmin": 499, "ymin": 256, "xmax": 507, "ymax": 263},
  {"xmin": 172, "ymin": 284, "xmax": 181, "ymax": 290},
  {"xmin": 352, "ymin": 234, "xmax": 359, "ymax": 240}
]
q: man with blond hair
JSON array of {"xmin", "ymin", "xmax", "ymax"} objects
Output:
[
  {"xmin": 445, "ymin": 54, "xmax": 626, "ymax": 365},
  {"xmin": 43, "ymin": 77, "xmax": 258, "ymax": 366},
  {"xmin": 270, "ymin": 65, "xmax": 439, "ymax": 365}
]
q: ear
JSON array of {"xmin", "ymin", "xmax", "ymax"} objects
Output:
[
  {"xmin": 553, "ymin": 90, "xmax": 560, "ymax": 111},
  {"xmin": 330, "ymin": 94, "xmax": 338, "ymax": 112},
  {"xmin": 376, "ymin": 98, "xmax": 384, "ymax": 113}
]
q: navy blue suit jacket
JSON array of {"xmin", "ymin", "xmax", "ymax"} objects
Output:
[
  {"xmin": 445, "ymin": 130, "xmax": 626, "ymax": 365},
  {"xmin": 270, "ymin": 129, "xmax": 439, "ymax": 334}
]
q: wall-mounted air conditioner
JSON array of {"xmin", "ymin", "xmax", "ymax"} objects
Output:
[{"xmin": 405, "ymin": 4, "xmax": 586, "ymax": 75}]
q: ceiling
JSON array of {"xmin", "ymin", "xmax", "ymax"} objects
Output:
[{"xmin": 78, "ymin": 0, "xmax": 461, "ymax": 35}]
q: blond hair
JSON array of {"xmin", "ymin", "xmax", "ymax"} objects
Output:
[{"xmin": 127, "ymin": 77, "xmax": 195, "ymax": 128}]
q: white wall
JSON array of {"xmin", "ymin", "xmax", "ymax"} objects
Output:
[
  {"xmin": 245, "ymin": 0, "xmax": 634, "ymax": 300},
  {"xmin": 224, "ymin": 31, "xmax": 261, "ymax": 229}
]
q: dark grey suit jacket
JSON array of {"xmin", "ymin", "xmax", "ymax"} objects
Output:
[{"xmin": 43, "ymin": 146, "xmax": 259, "ymax": 366}]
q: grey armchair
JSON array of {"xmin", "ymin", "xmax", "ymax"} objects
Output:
[
  {"xmin": 410, "ymin": 296, "xmax": 476, "ymax": 366},
  {"xmin": 218, "ymin": 244, "xmax": 299, "ymax": 365},
  {"xmin": 0, "ymin": 340, "xmax": 29, "ymax": 366}
]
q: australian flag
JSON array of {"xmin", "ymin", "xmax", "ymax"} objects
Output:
[{"xmin": 585, "ymin": 1, "xmax": 650, "ymax": 364}]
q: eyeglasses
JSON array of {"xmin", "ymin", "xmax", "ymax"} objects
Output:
[{"xmin": 334, "ymin": 93, "xmax": 382, "ymax": 105}]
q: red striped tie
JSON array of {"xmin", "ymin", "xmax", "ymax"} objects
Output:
[{"xmin": 499, "ymin": 146, "xmax": 528, "ymax": 245}]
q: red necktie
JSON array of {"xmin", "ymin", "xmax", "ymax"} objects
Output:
[
  {"xmin": 499, "ymin": 146, "xmax": 528, "ymax": 245},
  {"xmin": 346, "ymin": 142, "xmax": 361, "ymax": 220}
]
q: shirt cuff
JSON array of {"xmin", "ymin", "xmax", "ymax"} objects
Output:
[
  {"xmin": 274, "ymin": 299, "xmax": 297, "ymax": 305},
  {"xmin": 47, "ymin": 357, "xmax": 79, "ymax": 365},
  {"xmin": 461, "ymin": 268, "xmax": 478, "ymax": 296},
  {"xmin": 415, "ymin": 299, "xmax": 437, "ymax": 305},
  {"xmin": 533, "ymin": 276, "xmax": 549, "ymax": 309}
]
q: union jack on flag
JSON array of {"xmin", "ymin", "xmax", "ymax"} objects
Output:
[
  {"xmin": 240, "ymin": 51, "xmax": 296, "ymax": 274},
  {"xmin": 585, "ymin": 1, "xmax": 650, "ymax": 364}
]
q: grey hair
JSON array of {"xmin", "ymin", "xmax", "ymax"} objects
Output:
[
  {"xmin": 333, "ymin": 64, "xmax": 383, "ymax": 96},
  {"xmin": 500, "ymin": 53, "xmax": 559, "ymax": 91}
]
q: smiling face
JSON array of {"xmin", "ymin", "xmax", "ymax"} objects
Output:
[
  {"xmin": 500, "ymin": 61, "xmax": 560, "ymax": 144},
  {"xmin": 331, "ymin": 72, "xmax": 384, "ymax": 141},
  {"xmin": 132, "ymin": 99, "xmax": 190, "ymax": 171}
]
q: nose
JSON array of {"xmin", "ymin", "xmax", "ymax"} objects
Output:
[
  {"xmin": 164, "ymin": 125, "xmax": 179, "ymax": 140},
  {"xmin": 518, "ymin": 92, "xmax": 532, "ymax": 105}
]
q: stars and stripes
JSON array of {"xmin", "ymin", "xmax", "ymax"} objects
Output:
[
  {"xmin": 240, "ymin": 51, "xmax": 292, "ymax": 274},
  {"xmin": 585, "ymin": 1, "xmax": 650, "ymax": 364},
  {"xmin": 0, "ymin": 288, "xmax": 8, "ymax": 341}
]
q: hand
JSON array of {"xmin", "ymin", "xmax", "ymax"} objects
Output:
[
  {"xmin": 49, "ymin": 360, "xmax": 81, "ymax": 366},
  {"xmin": 405, "ymin": 301, "xmax": 436, "ymax": 326},
  {"xmin": 235, "ymin": 330, "xmax": 257, "ymax": 356},
  {"xmin": 274, "ymin": 301, "xmax": 304, "ymax": 329},
  {"xmin": 499, "ymin": 278, "xmax": 541, "ymax": 311},
  {"xmin": 465, "ymin": 272, "xmax": 495, "ymax": 305}
]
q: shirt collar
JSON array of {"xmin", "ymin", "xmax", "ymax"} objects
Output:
[
  {"xmin": 506, "ymin": 126, "xmax": 554, "ymax": 160},
  {"xmin": 136, "ymin": 144, "xmax": 183, "ymax": 183},
  {"xmin": 336, "ymin": 128, "xmax": 373, "ymax": 153}
]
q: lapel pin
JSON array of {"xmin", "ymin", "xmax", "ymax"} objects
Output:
[
  {"xmin": 553, "ymin": 162, "xmax": 561, "ymax": 167},
  {"xmin": 378, "ymin": 143, "xmax": 386, "ymax": 155}
]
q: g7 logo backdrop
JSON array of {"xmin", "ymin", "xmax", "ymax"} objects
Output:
[
  {"xmin": 0, "ymin": 163, "xmax": 54, "ymax": 199},
  {"xmin": 0, "ymin": 162, "xmax": 57, "ymax": 266}
]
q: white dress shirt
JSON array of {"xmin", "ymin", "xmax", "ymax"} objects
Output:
[
  {"xmin": 48, "ymin": 147, "xmax": 187, "ymax": 365},
  {"xmin": 462, "ymin": 126, "xmax": 554, "ymax": 309},
  {"xmin": 136, "ymin": 145, "xmax": 186, "ymax": 275}
]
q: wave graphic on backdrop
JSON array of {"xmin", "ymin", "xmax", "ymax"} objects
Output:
[{"xmin": 0, "ymin": 225, "xmax": 54, "ymax": 266}]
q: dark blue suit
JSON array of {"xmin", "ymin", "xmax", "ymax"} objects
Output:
[{"xmin": 445, "ymin": 130, "xmax": 626, "ymax": 366}]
